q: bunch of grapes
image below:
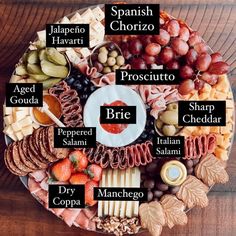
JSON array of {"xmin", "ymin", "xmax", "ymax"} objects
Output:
[
  {"xmin": 65, "ymin": 69, "xmax": 97, "ymax": 105},
  {"xmin": 121, "ymin": 19, "xmax": 229, "ymax": 96}
]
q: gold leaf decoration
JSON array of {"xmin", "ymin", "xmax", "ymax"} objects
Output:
[
  {"xmin": 139, "ymin": 201, "xmax": 165, "ymax": 236},
  {"xmin": 176, "ymin": 175, "xmax": 209, "ymax": 208},
  {"xmin": 160, "ymin": 194, "xmax": 188, "ymax": 229},
  {"xmin": 195, "ymin": 154, "xmax": 229, "ymax": 186}
]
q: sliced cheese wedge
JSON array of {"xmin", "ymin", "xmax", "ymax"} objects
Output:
[
  {"xmin": 125, "ymin": 168, "xmax": 133, "ymax": 218},
  {"xmin": 104, "ymin": 169, "xmax": 110, "ymax": 216},
  {"xmin": 114, "ymin": 169, "xmax": 121, "ymax": 217},
  {"xmin": 107, "ymin": 169, "xmax": 113, "ymax": 216},
  {"xmin": 119, "ymin": 170, "xmax": 126, "ymax": 218},
  {"xmin": 132, "ymin": 168, "xmax": 141, "ymax": 216},
  {"xmin": 98, "ymin": 169, "xmax": 106, "ymax": 217}
]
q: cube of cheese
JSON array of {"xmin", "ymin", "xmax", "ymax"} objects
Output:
[
  {"xmin": 18, "ymin": 116, "xmax": 33, "ymax": 128},
  {"xmin": 81, "ymin": 8, "xmax": 96, "ymax": 23},
  {"xmin": 66, "ymin": 49, "xmax": 81, "ymax": 64},
  {"xmin": 15, "ymin": 131, "xmax": 24, "ymax": 141},
  {"xmin": 7, "ymin": 133, "xmax": 17, "ymax": 141},
  {"xmin": 214, "ymin": 147, "xmax": 228, "ymax": 160},
  {"xmin": 14, "ymin": 110, "xmax": 27, "ymax": 122},
  {"xmin": 214, "ymin": 90, "xmax": 227, "ymax": 100},
  {"xmin": 70, "ymin": 12, "xmax": 83, "ymax": 23},
  {"xmin": 199, "ymin": 92, "xmax": 209, "ymax": 100},
  {"xmin": 189, "ymin": 92, "xmax": 199, "ymax": 101},
  {"xmin": 216, "ymin": 134, "xmax": 224, "ymax": 147},
  {"xmin": 22, "ymin": 125, "xmax": 33, "ymax": 136},
  {"xmin": 60, "ymin": 16, "xmax": 71, "ymax": 24},
  {"xmin": 226, "ymin": 99, "xmax": 234, "ymax": 108},
  {"xmin": 209, "ymin": 88, "xmax": 216, "ymax": 99},
  {"xmin": 92, "ymin": 6, "xmax": 105, "ymax": 21},
  {"xmin": 79, "ymin": 48, "xmax": 91, "ymax": 58},
  {"xmin": 90, "ymin": 20, "xmax": 104, "ymax": 33},
  {"xmin": 4, "ymin": 115, "xmax": 13, "ymax": 126},
  {"xmin": 3, "ymin": 126, "xmax": 14, "ymax": 135},
  {"xmin": 3, "ymin": 105, "xmax": 13, "ymax": 116},
  {"xmin": 11, "ymin": 122, "xmax": 22, "ymax": 132},
  {"xmin": 32, "ymin": 122, "xmax": 40, "ymax": 129},
  {"xmin": 210, "ymin": 126, "xmax": 220, "ymax": 133},
  {"xmin": 200, "ymin": 126, "xmax": 210, "ymax": 134},
  {"xmin": 37, "ymin": 30, "xmax": 46, "ymax": 41}
]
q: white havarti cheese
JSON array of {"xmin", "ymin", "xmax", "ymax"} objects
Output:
[
  {"xmin": 79, "ymin": 48, "xmax": 91, "ymax": 58},
  {"xmin": 3, "ymin": 105, "xmax": 13, "ymax": 116},
  {"xmin": 132, "ymin": 168, "xmax": 141, "ymax": 216},
  {"xmin": 60, "ymin": 16, "xmax": 71, "ymax": 24},
  {"xmin": 66, "ymin": 49, "xmax": 81, "ymax": 64},
  {"xmin": 81, "ymin": 8, "xmax": 96, "ymax": 23},
  {"xmin": 108, "ymin": 169, "xmax": 114, "ymax": 216},
  {"xmin": 114, "ymin": 169, "xmax": 121, "ymax": 217},
  {"xmin": 15, "ymin": 131, "xmax": 24, "ymax": 141},
  {"xmin": 98, "ymin": 169, "xmax": 106, "ymax": 217},
  {"xmin": 22, "ymin": 125, "xmax": 33, "ymax": 136},
  {"xmin": 92, "ymin": 7, "xmax": 105, "ymax": 21},
  {"xmin": 125, "ymin": 168, "xmax": 133, "ymax": 218},
  {"xmin": 104, "ymin": 169, "xmax": 109, "ymax": 216},
  {"xmin": 37, "ymin": 30, "xmax": 46, "ymax": 42},
  {"xmin": 11, "ymin": 122, "xmax": 22, "ymax": 132},
  {"xmin": 119, "ymin": 170, "xmax": 126, "ymax": 218},
  {"xmin": 4, "ymin": 115, "xmax": 13, "ymax": 126},
  {"xmin": 18, "ymin": 116, "xmax": 33, "ymax": 128},
  {"xmin": 70, "ymin": 12, "xmax": 83, "ymax": 23},
  {"xmin": 90, "ymin": 21, "xmax": 104, "ymax": 33}
]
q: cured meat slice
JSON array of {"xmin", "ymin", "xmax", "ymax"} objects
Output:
[
  {"xmin": 81, "ymin": 140, "xmax": 155, "ymax": 169},
  {"xmin": 83, "ymin": 205, "xmax": 97, "ymax": 220},
  {"xmin": 29, "ymin": 170, "xmax": 47, "ymax": 182},
  {"xmin": 74, "ymin": 211, "xmax": 90, "ymax": 229},
  {"xmin": 184, "ymin": 134, "xmax": 217, "ymax": 159},
  {"xmin": 28, "ymin": 177, "xmax": 41, "ymax": 194},
  {"xmin": 49, "ymin": 83, "xmax": 83, "ymax": 128},
  {"xmin": 61, "ymin": 209, "xmax": 82, "ymax": 227}
]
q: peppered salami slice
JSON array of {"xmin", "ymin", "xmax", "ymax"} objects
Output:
[
  {"xmin": 47, "ymin": 126, "xmax": 69, "ymax": 159},
  {"xmin": 4, "ymin": 144, "xmax": 27, "ymax": 176}
]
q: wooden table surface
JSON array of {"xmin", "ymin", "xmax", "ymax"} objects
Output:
[{"xmin": 0, "ymin": 1, "xmax": 235, "ymax": 236}]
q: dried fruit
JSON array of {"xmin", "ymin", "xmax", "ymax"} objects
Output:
[
  {"xmin": 160, "ymin": 194, "xmax": 188, "ymax": 228},
  {"xmin": 195, "ymin": 154, "xmax": 229, "ymax": 186},
  {"xmin": 176, "ymin": 175, "xmax": 209, "ymax": 208},
  {"xmin": 139, "ymin": 201, "xmax": 165, "ymax": 236}
]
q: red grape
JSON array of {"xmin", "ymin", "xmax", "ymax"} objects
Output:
[
  {"xmin": 208, "ymin": 61, "xmax": 229, "ymax": 75},
  {"xmin": 142, "ymin": 54, "xmax": 156, "ymax": 64},
  {"xmin": 188, "ymin": 32, "xmax": 202, "ymax": 47},
  {"xmin": 179, "ymin": 26, "xmax": 190, "ymax": 41},
  {"xmin": 194, "ymin": 79, "xmax": 205, "ymax": 90},
  {"xmin": 195, "ymin": 53, "xmax": 212, "ymax": 71},
  {"xmin": 145, "ymin": 43, "xmax": 161, "ymax": 56},
  {"xmin": 159, "ymin": 47, "xmax": 174, "ymax": 64},
  {"xmin": 180, "ymin": 65, "xmax": 194, "ymax": 79},
  {"xmin": 171, "ymin": 38, "xmax": 189, "ymax": 55},
  {"xmin": 166, "ymin": 60, "xmax": 180, "ymax": 70},
  {"xmin": 166, "ymin": 20, "xmax": 180, "ymax": 37},
  {"xmin": 185, "ymin": 48, "xmax": 198, "ymax": 65},
  {"xmin": 129, "ymin": 38, "xmax": 143, "ymax": 55},
  {"xmin": 121, "ymin": 42, "xmax": 129, "ymax": 50},
  {"xmin": 194, "ymin": 42, "xmax": 208, "ymax": 54},
  {"xmin": 200, "ymin": 72, "xmax": 218, "ymax": 85},
  {"xmin": 154, "ymin": 29, "xmax": 170, "ymax": 46},
  {"xmin": 211, "ymin": 52, "xmax": 223, "ymax": 63},
  {"xmin": 131, "ymin": 57, "xmax": 147, "ymax": 69},
  {"xmin": 123, "ymin": 49, "xmax": 132, "ymax": 60},
  {"xmin": 178, "ymin": 79, "xmax": 195, "ymax": 95},
  {"xmin": 140, "ymin": 35, "xmax": 153, "ymax": 47}
]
